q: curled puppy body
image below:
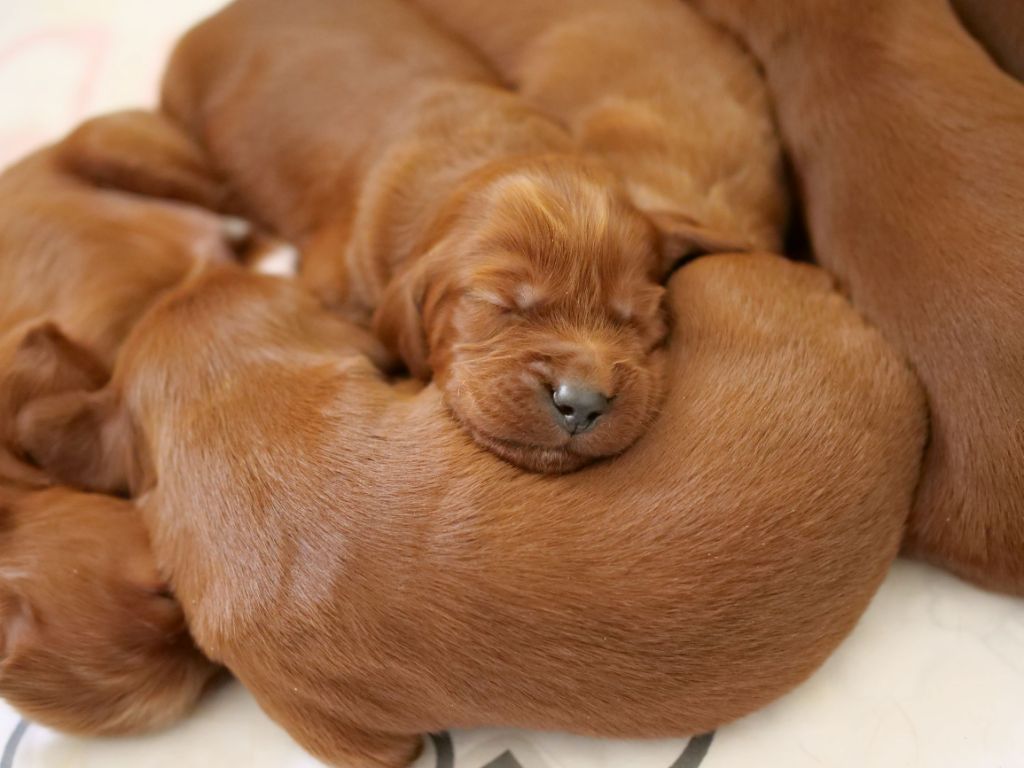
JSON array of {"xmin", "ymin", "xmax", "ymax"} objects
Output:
[
  {"xmin": 0, "ymin": 483, "xmax": 218, "ymax": 735},
  {"xmin": 0, "ymin": 113, "xmax": 232, "ymax": 730},
  {"xmin": 410, "ymin": 0, "xmax": 789, "ymax": 252},
  {"xmin": 0, "ymin": 112, "xmax": 240, "ymax": 488},
  {"xmin": 155, "ymin": 0, "xmax": 737, "ymax": 473},
  {"xmin": 18, "ymin": 258, "xmax": 925, "ymax": 766},
  {"xmin": 0, "ymin": 112, "xmax": 237, "ymax": 367},
  {"xmin": 687, "ymin": 0, "xmax": 1024, "ymax": 595}
]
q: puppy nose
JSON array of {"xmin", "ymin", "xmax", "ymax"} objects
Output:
[{"xmin": 551, "ymin": 383, "xmax": 610, "ymax": 435}]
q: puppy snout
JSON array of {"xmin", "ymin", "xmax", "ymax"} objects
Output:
[{"xmin": 551, "ymin": 382, "xmax": 610, "ymax": 435}]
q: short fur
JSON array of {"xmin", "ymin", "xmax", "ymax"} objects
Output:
[
  {"xmin": 0, "ymin": 484, "xmax": 218, "ymax": 735},
  {"xmin": 143, "ymin": 0, "xmax": 760, "ymax": 472},
  {"xmin": 410, "ymin": 0, "xmax": 788, "ymax": 252},
  {"xmin": 0, "ymin": 113, "xmax": 232, "ymax": 731},
  {"xmin": 689, "ymin": 0, "xmax": 1024, "ymax": 593},
  {"xmin": 951, "ymin": 0, "xmax": 1024, "ymax": 80},
  {"xmin": 0, "ymin": 111, "xmax": 237, "ymax": 488},
  {"xmin": 18, "ymin": 257, "xmax": 925, "ymax": 766}
]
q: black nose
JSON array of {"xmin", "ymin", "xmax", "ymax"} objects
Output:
[{"xmin": 551, "ymin": 383, "xmax": 610, "ymax": 435}]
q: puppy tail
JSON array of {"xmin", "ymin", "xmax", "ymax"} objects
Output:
[{"xmin": 56, "ymin": 110, "xmax": 229, "ymax": 211}]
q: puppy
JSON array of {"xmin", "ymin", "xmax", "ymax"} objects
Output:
[
  {"xmin": 0, "ymin": 113, "xmax": 232, "ymax": 731},
  {"xmin": 18, "ymin": 257, "xmax": 925, "ymax": 766},
  {"xmin": 410, "ymin": 0, "xmax": 788, "ymax": 254},
  {"xmin": 0, "ymin": 482, "xmax": 218, "ymax": 735},
  {"xmin": 140, "ymin": 0, "xmax": 758, "ymax": 473},
  {"xmin": 688, "ymin": 0, "xmax": 1024, "ymax": 594},
  {"xmin": 0, "ymin": 110, "xmax": 242, "ymax": 486}
]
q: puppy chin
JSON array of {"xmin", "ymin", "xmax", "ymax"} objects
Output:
[
  {"xmin": 470, "ymin": 429, "xmax": 595, "ymax": 474},
  {"xmin": 456, "ymin": 408, "xmax": 631, "ymax": 473}
]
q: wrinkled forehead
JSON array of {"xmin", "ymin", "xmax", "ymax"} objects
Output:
[
  {"xmin": 475, "ymin": 173, "xmax": 660, "ymax": 312},
  {"xmin": 487, "ymin": 171, "xmax": 652, "ymax": 252}
]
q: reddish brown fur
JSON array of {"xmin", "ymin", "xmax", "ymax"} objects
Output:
[
  {"xmin": 951, "ymin": 0, "xmax": 1024, "ymax": 80},
  {"xmin": 688, "ymin": 0, "xmax": 1024, "ymax": 593},
  {"xmin": 18, "ymin": 257, "xmax": 925, "ymax": 766},
  {"xmin": 0, "ymin": 484, "xmax": 218, "ymax": 735},
  {"xmin": 410, "ymin": 0, "xmax": 788, "ymax": 253},
  {"xmin": 0, "ymin": 113, "xmax": 231, "ymax": 732},
  {"xmin": 0, "ymin": 112, "xmax": 236, "ymax": 487},
  {"xmin": 150, "ymin": 0, "xmax": 758, "ymax": 473}
]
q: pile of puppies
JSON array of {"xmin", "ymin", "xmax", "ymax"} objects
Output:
[{"xmin": 0, "ymin": 0, "xmax": 1020, "ymax": 766}]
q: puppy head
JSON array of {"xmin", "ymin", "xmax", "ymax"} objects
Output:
[
  {"xmin": 0, "ymin": 487, "xmax": 217, "ymax": 735},
  {"xmin": 377, "ymin": 160, "xmax": 745, "ymax": 472}
]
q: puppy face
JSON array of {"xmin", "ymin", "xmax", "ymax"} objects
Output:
[
  {"xmin": 380, "ymin": 165, "xmax": 675, "ymax": 472},
  {"xmin": 0, "ymin": 487, "xmax": 217, "ymax": 735}
]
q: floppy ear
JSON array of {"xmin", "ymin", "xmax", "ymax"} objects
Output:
[
  {"xmin": 0, "ymin": 323, "xmax": 109, "ymax": 489},
  {"xmin": 645, "ymin": 210, "xmax": 755, "ymax": 278},
  {"xmin": 15, "ymin": 389, "xmax": 131, "ymax": 495},
  {"xmin": 372, "ymin": 261, "xmax": 433, "ymax": 380},
  {"xmin": 4, "ymin": 324, "xmax": 131, "ymax": 495},
  {"xmin": 2, "ymin": 322, "xmax": 108, "ymax": 413}
]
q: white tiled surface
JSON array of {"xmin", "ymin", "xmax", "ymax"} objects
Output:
[{"xmin": 1, "ymin": 1, "xmax": 1022, "ymax": 766}]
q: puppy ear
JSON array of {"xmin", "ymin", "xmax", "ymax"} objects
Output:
[
  {"xmin": 16, "ymin": 389, "xmax": 131, "ymax": 496},
  {"xmin": 2, "ymin": 322, "xmax": 108, "ymax": 412},
  {"xmin": 373, "ymin": 262, "xmax": 433, "ymax": 380},
  {"xmin": 645, "ymin": 210, "xmax": 755, "ymax": 277},
  {"xmin": 4, "ymin": 324, "xmax": 130, "ymax": 495},
  {"xmin": 0, "ymin": 324, "xmax": 109, "ymax": 489}
]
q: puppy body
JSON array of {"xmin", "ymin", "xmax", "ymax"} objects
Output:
[
  {"xmin": 689, "ymin": 0, "xmax": 1024, "ymax": 593},
  {"xmin": 0, "ymin": 113, "xmax": 236, "ymax": 487},
  {"xmin": 156, "ymin": 0, "xmax": 723, "ymax": 472},
  {"xmin": 0, "ymin": 129, "xmax": 230, "ymax": 368},
  {"xmin": 410, "ymin": 0, "xmax": 789, "ymax": 252},
  {"xmin": 0, "ymin": 114, "xmax": 230, "ymax": 731},
  {"xmin": 21, "ymin": 258, "xmax": 925, "ymax": 766}
]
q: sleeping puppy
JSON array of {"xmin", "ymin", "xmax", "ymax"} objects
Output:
[
  {"xmin": 688, "ymin": 0, "xmax": 1024, "ymax": 594},
  {"xmin": 409, "ymin": 0, "xmax": 789, "ymax": 253},
  {"xmin": 0, "ymin": 110, "xmax": 239, "ymax": 488},
  {"xmin": 17, "ymin": 258, "xmax": 925, "ymax": 766},
  {"xmin": 0, "ymin": 482, "xmax": 218, "ymax": 735},
  {"xmin": 0, "ymin": 112, "xmax": 234, "ymax": 731},
  {"xmin": 137, "ymin": 0, "xmax": 756, "ymax": 473}
]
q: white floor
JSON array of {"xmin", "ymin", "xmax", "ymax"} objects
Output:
[{"xmin": 1, "ymin": 1, "xmax": 1022, "ymax": 766}]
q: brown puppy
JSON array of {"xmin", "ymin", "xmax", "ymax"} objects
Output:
[
  {"xmin": 410, "ymin": 0, "xmax": 788, "ymax": 253},
  {"xmin": 18, "ymin": 257, "xmax": 924, "ymax": 766},
  {"xmin": 148, "ymin": 0, "xmax": 755, "ymax": 473},
  {"xmin": 0, "ymin": 113, "xmax": 231, "ymax": 731},
  {"xmin": 0, "ymin": 482, "xmax": 218, "ymax": 735},
  {"xmin": 0, "ymin": 113, "xmax": 236, "ymax": 487},
  {"xmin": 688, "ymin": 0, "xmax": 1024, "ymax": 594}
]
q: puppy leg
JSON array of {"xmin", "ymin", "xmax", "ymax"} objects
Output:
[
  {"xmin": 299, "ymin": 221, "xmax": 374, "ymax": 325},
  {"xmin": 57, "ymin": 109, "xmax": 228, "ymax": 210}
]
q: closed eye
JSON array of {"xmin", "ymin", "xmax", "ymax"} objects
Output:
[{"xmin": 471, "ymin": 289, "xmax": 515, "ymax": 311}]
